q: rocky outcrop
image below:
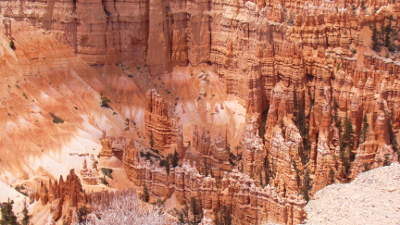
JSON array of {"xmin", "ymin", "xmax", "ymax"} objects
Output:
[
  {"xmin": 304, "ymin": 163, "xmax": 400, "ymax": 225},
  {"xmin": 99, "ymin": 137, "xmax": 113, "ymax": 158},
  {"xmin": 124, "ymin": 159, "xmax": 306, "ymax": 225},
  {"xmin": 0, "ymin": 0, "xmax": 212, "ymax": 70},
  {"xmin": 118, "ymin": 1, "xmax": 400, "ymax": 224},
  {"xmin": 80, "ymin": 159, "xmax": 100, "ymax": 185},
  {"xmin": 2, "ymin": 0, "xmax": 400, "ymax": 225},
  {"xmin": 34, "ymin": 169, "xmax": 87, "ymax": 224},
  {"xmin": 145, "ymin": 89, "xmax": 179, "ymax": 154}
]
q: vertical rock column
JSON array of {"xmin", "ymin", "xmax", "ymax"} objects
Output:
[
  {"xmin": 187, "ymin": 0, "xmax": 211, "ymax": 65},
  {"xmin": 146, "ymin": 0, "xmax": 171, "ymax": 75}
]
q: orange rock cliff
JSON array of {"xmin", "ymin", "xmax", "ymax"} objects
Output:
[{"xmin": 0, "ymin": 0, "xmax": 400, "ymax": 224}]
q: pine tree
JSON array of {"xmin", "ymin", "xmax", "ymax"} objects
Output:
[
  {"xmin": 149, "ymin": 132, "xmax": 155, "ymax": 148},
  {"xmin": 189, "ymin": 197, "xmax": 203, "ymax": 224},
  {"xmin": 360, "ymin": 0, "xmax": 366, "ymax": 9},
  {"xmin": 371, "ymin": 26, "xmax": 381, "ymax": 52},
  {"xmin": 302, "ymin": 169, "xmax": 312, "ymax": 201},
  {"xmin": 259, "ymin": 107, "xmax": 269, "ymax": 141},
  {"xmin": 340, "ymin": 117, "xmax": 355, "ymax": 177},
  {"xmin": 9, "ymin": 40, "xmax": 16, "ymax": 51},
  {"xmin": 263, "ymin": 156, "xmax": 273, "ymax": 185},
  {"xmin": 294, "ymin": 92, "xmax": 310, "ymax": 165},
  {"xmin": 384, "ymin": 25, "xmax": 395, "ymax": 52},
  {"xmin": 142, "ymin": 185, "xmax": 149, "ymax": 202},
  {"xmin": 0, "ymin": 200, "xmax": 18, "ymax": 225},
  {"xmin": 21, "ymin": 202, "xmax": 30, "ymax": 225},
  {"xmin": 189, "ymin": 198, "xmax": 202, "ymax": 217},
  {"xmin": 171, "ymin": 150, "xmax": 179, "ymax": 168},
  {"xmin": 387, "ymin": 119, "xmax": 398, "ymax": 160},
  {"xmin": 77, "ymin": 206, "xmax": 88, "ymax": 224},
  {"xmin": 165, "ymin": 158, "xmax": 170, "ymax": 175},
  {"xmin": 360, "ymin": 115, "xmax": 369, "ymax": 144},
  {"xmin": 383, "ymin": 154, "xmax": 391, "ymax": 166},
  {"xmin": 328, "ymin": 169, "xmax": 335, "ymax": 185},
  {"xmin": 215, "ymin": 205, "xmax": 232, "ymax": 225}
]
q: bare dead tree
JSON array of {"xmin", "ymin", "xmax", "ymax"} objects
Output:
[{"xmin": 78, "ymin": 190, "xmax": 168, "ymax": 225}]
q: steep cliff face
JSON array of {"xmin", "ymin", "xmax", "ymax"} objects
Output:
[
  {"xmin": 0, "ymin": 22, "xmax": 124, "ymax": 180},
  {"xmin": 0, "ymin": 0, "xmax": 212, "ymax": 68},
  {"xmin": 1, "ymin": 0, "xmax": 400, "ymax": 225},
  {"xmin": 119, "ymin": 1, "xmax": 400, "ymax": 224}
]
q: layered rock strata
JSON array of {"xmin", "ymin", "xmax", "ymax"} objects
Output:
[{"xmin": 2, "ymin": 0, "xmax": 400, "ymax": 225}]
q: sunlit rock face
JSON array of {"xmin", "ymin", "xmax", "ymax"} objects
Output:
[
  {"xmin": 304, "ymin": 163, "xmax": 400, "ymax": 225},
  {"xmin": 1, "ymin": 1, "xmax": 400, "ymax": 225}
]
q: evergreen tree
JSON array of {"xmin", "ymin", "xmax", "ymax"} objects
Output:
[
  {"xmin": 263, "ymin": 156, "xmax": 273, "ymax": 185},
  {"xmin": 387, "ymin": 119, "xmax": 398, "ymax": 160},
  {"xmin": 340, "ymin": 117, "xmax": 355, "ymax": 177},
  {"xmin": 0, "ymin": 200, "xmax": 18, "ymax": 225},
  {"xmin": 360, "ymin": 0, "xmax": 366, "ymax": 9},
  {"xmin": 171, "ymin": 150, "xmax": 179, "ymax": 168},
  {"xmin": 360, "ymin": 115, "xmax": 369, "ymax": 144},
  {"xmin": 333, "ymin": 99, "xmax": 341, "ymax": 129},
  {"xmin": 328, "ymin": 169, "xmax": 335, "ymax": 185},
  {"xmin": 371, "ymin": 26, "xmax": 381, "ymax": 52},
  {"xmin": 363, "ymin": 163, "xmax": 370, "ymax": 172},
  {"xmin": 21, "ymin": 202, "xmax": 30, "ymax": 225},
  {"xmin": 149, "ymin": 132, "xmax": 155, "ymax": 148},
  {"xmin": 189, "ymin": 198, "xmax": 202, "ymax": 217},
  {"xmin": 189, "ymin": 197, "xmax": 203, "ymax": 224},
  {"xmin": 142, "ymin": 185, "xmax": 149, "ymax": 202},
  {"xmin": 302, "ymin": 169, "xmax": 312, "ymax": 202},
  {"xmin": 165, "ymin": 159, "xmax": 170, "ymax": 175},
  {"xmin": 294, "ymin": 92, "xmax": 310, "ymax": 165},
  {"xmin": 9, "ymin": 40, "xmax": 16, "ymax": 51},
  {"xmin": 383, "ymin": 154, "xmax": 391, "ymax": 166},
  {"xmin": 77, "ymin": 206, "xmax": 88, "ymax": 224},
  {"xmin": 215, "ymin": 205, "xmax": 232, "ymax": 225},
  {"xmin": 384, "ymin": 25, "xmax": 395, "ymax": 52},
  {"xmin": 259, "ymin": 107, "xmax": 269, "ymax": 141}
]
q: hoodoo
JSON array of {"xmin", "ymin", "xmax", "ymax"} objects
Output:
[{"xmin": 0, "ymin": 0, "xmax": 399, "ymax": 224}]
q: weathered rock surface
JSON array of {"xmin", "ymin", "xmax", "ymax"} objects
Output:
[
  {"xmin": 145, "ymin": 89, "xmax": 179, "ymax": 154},
  {"xmin": 1, "ymin": 1, "xmax": 400, "ymax": 225},
  {"xmin": 34, "ymin": 169, "xmax": 87, "ymax": 224},
  {"xmin": 304, "ymin": 163, "xmax": 400, "ymax": 225}
]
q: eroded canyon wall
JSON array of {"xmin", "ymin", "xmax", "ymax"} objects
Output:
[
  {"xmin": 0, "ymin": 0, "xmax": 212, "ymax": 68},
  {"xmin": 2, "ymin": 0, "xmax": 400, "ymax": 225}
]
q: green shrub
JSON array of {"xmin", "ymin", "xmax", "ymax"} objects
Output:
[
  {"xmin": 9, "ymin": 40, "xmax": 16, "ymax": 51},
  {"xmin": 100, "ymin": 95, "xmax": 112, "ymax": 109},
  {"xmin": 371, "ymin": 26, "xmax": 381, "ymax": 52},
  {"xmin": 0, "ymin": 200, "xmax": 18, "ymax": 225},
  {"xmin": 77, "ymin": 206, "xmax": 89, "ymax": 223},
  {"xmin": 294, "ymin": 93, "xmax": 310, "ymax": 165},
  {"xmin": 259, "ymin": 108, "xmax": 269, "ymax": 141},
  {"xmin": 50, "ymin": 113, "xmax": 64, "ymax": 124},
  {"xmin": 189, "ymin": 197, "xmax": 203, "ymax": 224},
  {"xmin": 170, "ymin": 150, "xmax": 179, "ymax": 168},
  {"xmin": 100, "ymin": 176, "xmax": 109, "ymax": 186},
  {"xmin": 141, "ymin": 185, "xmax": 149, "ymax": 202},
  {"xmin": 101, "ymin": 168, "xmax": 113, "ymax": 179},
  {"xmin": 340, "ymin": 117, "xmax": 355, "ymax": 177},
  {"xmin": 21, "ymin": 202, "xmax": 30, "ymax": 225},
  {"xmin": 215, "ymin": 205, "xmax": 232, "ymax": 225},
  {"xmin": 14, "ymin": 185, "xmax": 28, "ymax": 196},
  {"xmin": 302, "ymin": 169, "xmax": 312, "ymax": 201},
  {"xmin": 388, "ymin": 119, "xmax": 399, "ymax": 160}
]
